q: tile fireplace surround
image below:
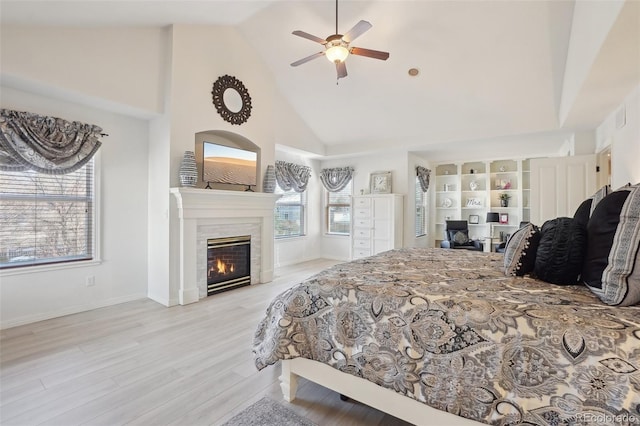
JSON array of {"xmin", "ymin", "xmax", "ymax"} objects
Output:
[{"xmin": 170, "ymin": 188, "xmax": 280, "ymax": 305}]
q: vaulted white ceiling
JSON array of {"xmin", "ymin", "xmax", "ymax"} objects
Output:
[{"xmin": 1, "ymin": 0, "xmax": 638, "ymax": 160}]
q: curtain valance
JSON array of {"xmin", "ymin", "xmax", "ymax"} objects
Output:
[
  {"xmin": 320, "ymin": 167, "xmax": 354, "ymax": 192},
  {"xmin": 275, "ymin": 160, "xmax": 311, "ymax": 192},
  {"xmin": 0, "ymin": 109, "xmax": 104, "ymax": 174},
  {"xmin": 416, "ymin": 166, "xmax": 431, "ymax": 192}
]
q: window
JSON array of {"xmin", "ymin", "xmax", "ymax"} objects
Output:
[
  {"xmin": 274, "ymin": 184, "xmax": 306, "ymax": 238},
  {"xmin": 326, "ymin": 181, "xmax": 352, "ymax": 235},
  {"xmin": 0, "ymin": 160, "xmax": 95, "ymax": 269},
  {"xmin": 415, "ymin": 176, "xmax": 427, "ymax": 237}
]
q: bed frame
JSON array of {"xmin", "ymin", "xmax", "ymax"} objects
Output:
[{"xmin": 280, "ymin": 358, "xmax": 482, "ymax": 425}]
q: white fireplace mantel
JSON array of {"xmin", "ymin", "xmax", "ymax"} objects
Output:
[{"xmin": 170, "ymin": 188, "xmax": 280, "ymax": 305}]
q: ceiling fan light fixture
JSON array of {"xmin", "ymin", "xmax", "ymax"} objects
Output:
[{"xmin": 325, "ymin": 44, "xmax": 349, "ymax": 63}]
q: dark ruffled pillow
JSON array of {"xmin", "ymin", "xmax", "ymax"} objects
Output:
[
  {"xmin": 534, "ymin": 217, "xmax": 587, "ymax": 285},
  {"xmin": 504, "ymin": 223, "xmax": 541, "ymax": 276},
  {"xmin": 583, "ymin": 183, "xmax": 640, "ymax": 306}
]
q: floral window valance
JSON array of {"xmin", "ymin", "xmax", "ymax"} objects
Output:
[
  {"xmin": 275, "ymin": 160, "xmax": 311, "ymax": 192},
  {"xmin": 416, "ymin": 165, "xmax": 431, "ymax": 192},
  {"xmin": 320, "ymin": 167, "xmax": 354, "ymax": 192},
  {"xmin": 0, "ymin": 109, "xmax": 105, "ymax": 175}
]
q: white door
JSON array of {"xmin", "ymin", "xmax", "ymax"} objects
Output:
[{"xmin": 530, "ymin": 154, "xmax": 597, "ymax": 225}]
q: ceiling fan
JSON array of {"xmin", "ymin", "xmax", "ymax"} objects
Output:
[{"xmin": 290, "ymin": 0, "xmax": 390, "ymax": 80}]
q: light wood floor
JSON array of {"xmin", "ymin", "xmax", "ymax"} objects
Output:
[{"xmin": 1, "ymin": 259, "xmax": 411, "ymax": 426}]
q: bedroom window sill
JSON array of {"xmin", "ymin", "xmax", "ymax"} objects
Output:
[
  {"xmin": 275, "ymin": 235, "xmax": 308, "ymax": 242},
  {"xmin": 0, "ymin": 259, "xmax": 103, "ymax": 277},
  {"xmin": 324, "ymin": 233, "xmax": 350, "ymax": 238}
]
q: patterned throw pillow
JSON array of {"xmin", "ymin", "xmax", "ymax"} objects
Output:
[
  {"xmin": 584, "ymin": 183, "xmax": 640, "ymax": 306},
  {"xmin": 504, "ymin": 223, "xmax": 541, "ymax": 276},
  {"xmin": 448, "ymin": 230, "xmax": 469, "ymax": 246}
]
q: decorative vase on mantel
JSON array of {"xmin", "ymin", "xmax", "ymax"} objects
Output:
[
  {"xmin": 179, "ymin": 151, "xmax": 197, "ymax": 187},
  {"xmin": 263, "ymin": 165, "xmax": 276, "ymax": 193}
]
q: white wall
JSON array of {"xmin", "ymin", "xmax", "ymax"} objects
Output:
[
  {"xmin": 0, "ymin": 87, "xmax": 149, "ymax": 328},
  {"xmin": 597, "ymin": 84, "xmax": 640, "ymax": 188},
  {"xmin": 559, "ymin": 0, "xmax": 625, "ymax": 125},
  {"xmin": 0, "ymin": 26, "xmax": 166, "ymax": 116}
]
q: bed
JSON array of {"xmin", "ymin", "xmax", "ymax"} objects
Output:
[{"xmin": 253, "ymin": 247, "xmax": 640, "ymax": 425}]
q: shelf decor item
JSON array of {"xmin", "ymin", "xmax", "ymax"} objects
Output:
[
  {"xmin": 500, "ymin": 213, "xmax": 509, "ymax": 224},
  {"xmin": 469, "ymin": 180, "xmax": 478, "ymax": 191},
  {"xmin": 499, "ymin": 192, "xmax": 511, "ymax": 207},
  {"xmin": 370, "ymin": 171, "xmax": 392, "ymax": 194},
  {"xmin": 496, "ymin": 179, "xmax": 511, "ymax": 189},
  {"xmin": 469, "ymin": 214, "xmax": 480, "ymax": 224},
  {"xmin": 263, "ymin": 164, "xmax": 276, "ymax": 193},
  {"xmin": 179, "ymin": 150, "xmax": 197, "ymax": 187}
]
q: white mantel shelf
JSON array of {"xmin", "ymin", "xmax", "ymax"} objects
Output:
[
  {"xmin": 170, "ymin": 188, "xmax": 280, "ymax": 305},
  {"xmin": 170, "ymin": 188, "xmax": 281, "ymax": 217}
]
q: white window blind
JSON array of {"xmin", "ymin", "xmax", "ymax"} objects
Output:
[
  {"xmin": 326, "ymin": 181, "xmax": 352, "ymax": 235},
  {"xmin": 0, "ymin": 160, "xmax": 95, "ymax": 268},
  {"xmin": 274, "ymin": 184, "xmax": 306, "ymax": 238},
  {"xmin": 415, "ymin": 176, "xmax": 427, "ymax": 237}
]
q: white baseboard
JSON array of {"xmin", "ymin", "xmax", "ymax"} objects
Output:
[
  {"xmin": 147, "ymin": 291, "xmax": 179, "ymax": 307},
  {"xmin": 320, "ymin": 254, "xmax": 350, "ymax": 262},
  {"xmin": 0, "ymin": 293, "xmax": 148, "ymax": 330}
]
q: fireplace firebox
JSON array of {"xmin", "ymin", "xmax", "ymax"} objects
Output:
[{"xmin": 207, "ymin": 235, "xmax": 251, "ymax": 295}]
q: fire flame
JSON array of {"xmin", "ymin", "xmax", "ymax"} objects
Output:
[{"xmin": 216, "ymin": 259, "xmax": 234, "ymax": 274}]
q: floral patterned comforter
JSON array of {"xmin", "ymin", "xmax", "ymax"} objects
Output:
[{"xmin": 253, "ymin": 248, "xmax": 640, "ymax": 425}]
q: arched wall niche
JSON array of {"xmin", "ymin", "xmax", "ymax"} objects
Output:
[{"xmin": 194, "ymin": 130, "xmax": 262, "ymax": 191}]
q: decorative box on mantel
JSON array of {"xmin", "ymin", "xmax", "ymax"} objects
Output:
[{"xmin": 170, "ymin": 188, "xmax": 280, "ymax": 305}]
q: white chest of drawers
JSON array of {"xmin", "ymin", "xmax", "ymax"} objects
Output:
[{"xmin": 351, "ymin": 194, "xmax": 404, "ymax": 260}]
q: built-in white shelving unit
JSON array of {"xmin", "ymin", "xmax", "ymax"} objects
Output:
[{"xmin": 432, "ymin": 159, "xmax": 530, "ymax": 249}]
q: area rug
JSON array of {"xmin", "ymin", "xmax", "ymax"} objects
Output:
[{"xmin": 221, "ymin": 397, "xmax": 316, "ymax": 426}]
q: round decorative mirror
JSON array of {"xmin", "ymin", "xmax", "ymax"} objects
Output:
[
  {"xmin": 211, "ymin": 75, "xmax": 252, "ymax": 125},
  {"xmin": 223, "ymin": 88, "xmax": 243, "ymax": 113}
]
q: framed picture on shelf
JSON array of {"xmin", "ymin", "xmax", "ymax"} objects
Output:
[
  {"xmin": 469, "ymin": 214, "xmax": 479, "ymax": 224},
  {"xmin": 499, "ymin": 213, "xmax": 509, "ymax": 224},
  {"xmin": 369, "ymin": 171, "xmax": 392, "ymax": 194}
]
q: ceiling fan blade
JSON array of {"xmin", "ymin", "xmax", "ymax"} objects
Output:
[
  {"xmin": 336, "ymin": 61, "xmax": 347, "ymax": 79},
  {"xmin": 350, "ymin": 46, "xmax": 390, "ymax": 61},
  {"xmin": 342, "ymin": 20, "xmax": 372, "ymax": 43},
  {"xmin": 291, "ymin": 52, "xmax": 325, "ymax": 67},
  {"xmin": 292, "ymin": 30, "xmax": 327, "ymax": 45}
]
